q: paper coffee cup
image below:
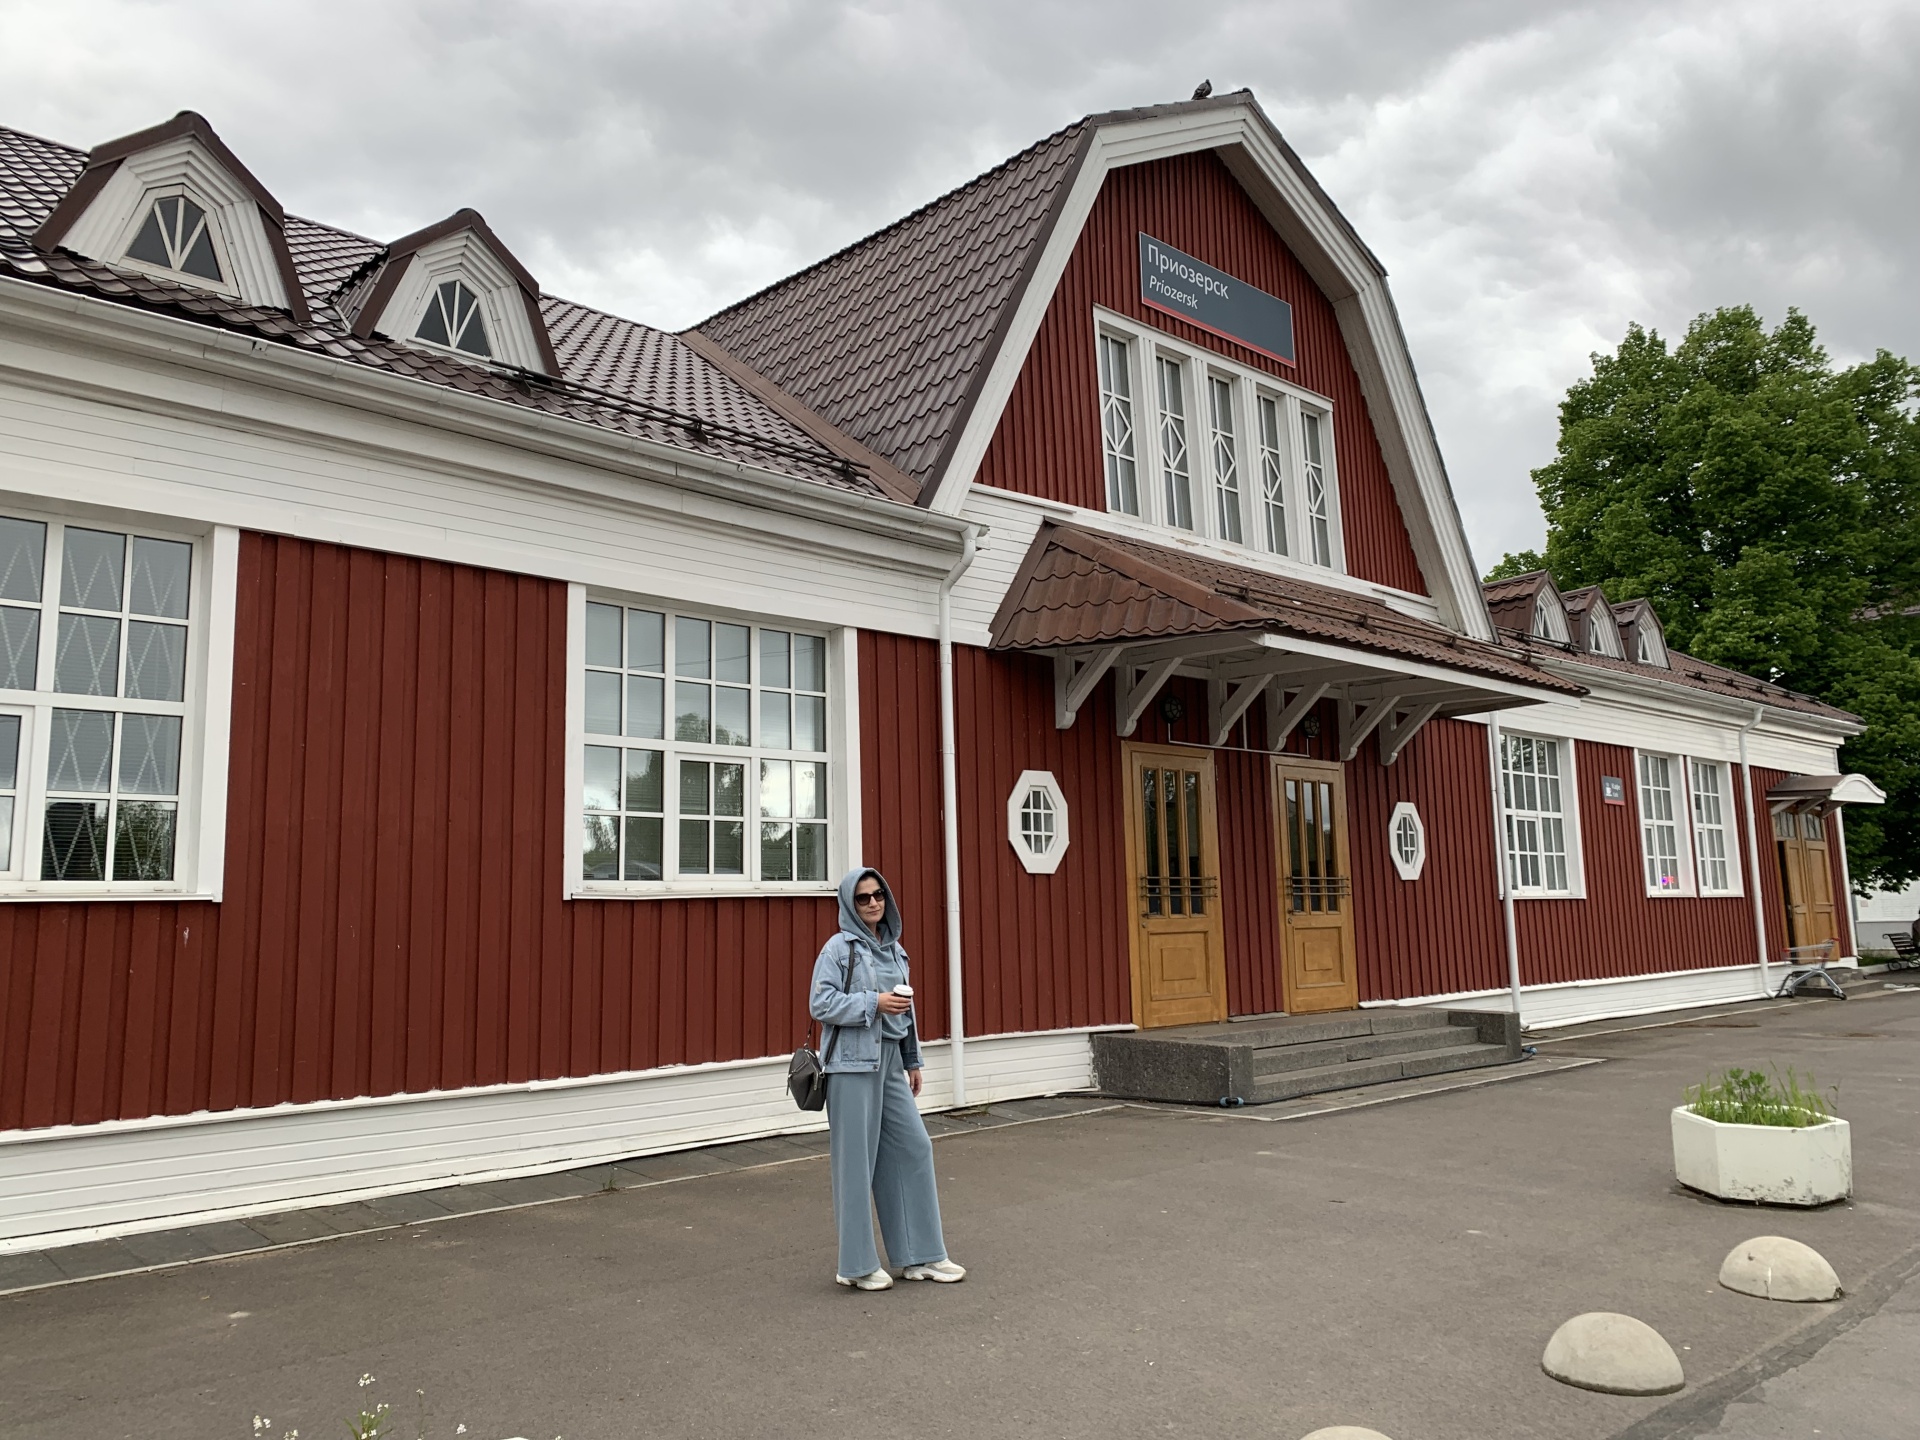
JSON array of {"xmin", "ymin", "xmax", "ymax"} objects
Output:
[{"xmin": 892, "ymin": 983, "xmax": 913, "ymax": 997}]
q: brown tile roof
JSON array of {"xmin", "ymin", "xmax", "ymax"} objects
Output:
[
  {"xmin": 692, "ymin": 90, "xmax": 1366, "ymax": 500},
  {"xmin": 0, "ymin": 123, "xmax": 890, "ymax": 498},
  {"xmin": 993, "ymin": 523, "xmax": 1581, "ymax": 695},
  {"xmin": 693, "ymin": 118, "xmax": 1091, "ymax": 489},
  {"xmin": 1481, "ymin": 570, "xmax": 1551, "ymax": 633},
  {"xmin": 1502, "ymin": 630, "xmax": 1857, "ymax": 722}
]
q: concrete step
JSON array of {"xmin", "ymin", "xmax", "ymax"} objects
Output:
[
  {"xmin": 1220, "ymin": 1009, "xmax": 1454, "ymax": 1050},
  {"xmin": 1251, "ymin": 1023, "xmax": 1470, "ymax": 1076},
  {"xmin": 1247, "ymin": 1042, "xmax": 1514, "ymax": 1103}
]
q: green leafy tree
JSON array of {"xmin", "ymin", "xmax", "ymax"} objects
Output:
[{"xmin": 1495, "ymin": 306, "xmax": 1920, "ymax": 889}]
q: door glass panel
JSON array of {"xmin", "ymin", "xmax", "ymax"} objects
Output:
[
  {"xmin": 1141, "ymin": 766, "xmax": 1162, "ymax": 916},
  {"xmin": 1185, "ymin": 770, "xmax": 1204, "ymax": 915},
  {"xmin": 1318, "ymin": 781, "xmax": 1337, "ymax": 913},
  {"xmin": 1286, "ymin": 778, "xmax": 1302, "ymax": 912},
  {"xmin": 1162, "ymin": 768, "xmax": 1184, "ymax": 915}
]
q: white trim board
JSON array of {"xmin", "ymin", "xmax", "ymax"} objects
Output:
[
  {"xmin": 1364, "ymin": 959, "xmax": 1852, "ymax": 1031},
  {"xmin": 0, "ymin": 1027, "xmax": 1113, "ymax": 1254}
]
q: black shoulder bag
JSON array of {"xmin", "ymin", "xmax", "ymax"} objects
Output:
[{"xmin": 787, "ymin": 940, "xmax": 855, "ymax": 1111}]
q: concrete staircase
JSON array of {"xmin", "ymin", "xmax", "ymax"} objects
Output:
[{"xmin": 1091, "ymin": 1008, "xmax": 1521, "ymax": 1106}]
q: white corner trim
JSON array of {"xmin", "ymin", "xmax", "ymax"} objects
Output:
[
  {"xmin": 0, "ymin": 1027, "xmax": 1108, "ymax": 1254},
  {"xmin": 832, "ymin": 625, "xmax": 863, "ymax": 872},
  {"xmin": 193, "ymin": 524, "xmax": 239, "ymax": 901},
  {"xmin": 1007, "ymin": 769, "xmax": 1070, "ymax": 874}
]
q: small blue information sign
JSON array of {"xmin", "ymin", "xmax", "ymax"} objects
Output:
[{"xmin": 1137, "ymin": 233, "xmax": 1295, "ymax": 365}]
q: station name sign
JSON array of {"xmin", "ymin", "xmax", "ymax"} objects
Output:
[{"xmin": 1137, "ymin": 234, "xmax": 1295, "ymax": 365}]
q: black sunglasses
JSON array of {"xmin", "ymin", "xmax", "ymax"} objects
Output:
[{"xmin": 854, "ymin": 890, "xmax": 885, "ymax": 904}]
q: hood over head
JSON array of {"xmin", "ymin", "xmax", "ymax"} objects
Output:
[{"xmin": 838, "ymin": 867, "xmax": 903, "ymax": 948}]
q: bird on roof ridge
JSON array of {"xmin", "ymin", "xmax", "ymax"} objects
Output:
[{"xmin": 1192, "ymin": 80, "xmax": 1213, "ymax": 99}]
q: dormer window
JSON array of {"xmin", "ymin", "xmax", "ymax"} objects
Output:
[
  {"xmin": 415, "ymin": 280, "xmax": 493, "ymax": 358},
  {"xmin": 1588, "ymin": 621, "xmax": 1608, "ymax": 655},
  {"xmin": 125, "ymin": 194, "xmax": 223, "ymax": 283},
  {"xmin": 1532, "ymin": 594, "xmax": 1569, "ymax": 643}
]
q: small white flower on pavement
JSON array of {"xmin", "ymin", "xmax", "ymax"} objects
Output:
[{"xmin": 358, "ymin": 1373, "xmax": 376, "ymax": 1387}]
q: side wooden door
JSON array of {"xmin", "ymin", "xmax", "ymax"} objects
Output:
[
  {"xmin": 1123, "ymin": 744, "xmax": 1227, "ymax": 1029},
  {"xmin": 1775, "ymin": 808, "xmax": 1838, "ymax": 952},
  {"xmin": 1271, "ymin": 757, "xmax": 1359, "ymax": 1013}
]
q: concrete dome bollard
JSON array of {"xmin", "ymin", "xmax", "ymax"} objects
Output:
[
  {"xmin": 1541, "ymin": 1312, "xmax": 1685, "ymax": 1395},
  {"xmin": 1719, "ymin": 1236, "xmax": 1842, "ymax": 1302},
  {"xmin": 1300, "ymin": 1429, "xmax": 1395, "ymax": 1440}
]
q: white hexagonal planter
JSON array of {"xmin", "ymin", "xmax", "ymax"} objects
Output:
[{"xmin": 1671, "ymin": 1107, "xmax": 1852, "ymax": 1206}]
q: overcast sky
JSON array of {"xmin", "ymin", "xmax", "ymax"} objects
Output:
[{"xmin": 3, "ymin": 0, "xmax": 1914, "ymax": 570}]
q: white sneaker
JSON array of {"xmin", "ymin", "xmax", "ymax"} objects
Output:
[
  {"xmin": 835, "ymin": 1268, "xmax": 893, "ymax": 1291},
  {"xmin": 902, "ymin": 1260, "xmax": 966, "ymax": 1283}
]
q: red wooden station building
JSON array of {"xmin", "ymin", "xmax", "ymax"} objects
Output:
[{"xmin": 0, "ymin": 93, "xmax": 1876, "ymax": 1249}]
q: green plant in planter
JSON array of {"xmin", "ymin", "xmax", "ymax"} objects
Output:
[{"xmin": 1686, "ymin": 1067, "xmax": 1837, "ymax": 1127}]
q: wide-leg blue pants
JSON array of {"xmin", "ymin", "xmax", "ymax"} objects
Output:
[{"xmin": 827, "ymin": 1039, "xmax": 948, "ymax": 1277}]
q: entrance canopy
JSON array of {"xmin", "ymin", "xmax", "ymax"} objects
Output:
[
  {"xmin": 990, "ymin": 523, "xmax": 1581, "ymax": 764},
  {"xmin": 1767, "ymin": 773, "xmax": 1887, "ymax": 813}
]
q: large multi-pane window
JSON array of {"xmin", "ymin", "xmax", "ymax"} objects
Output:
[
  {"xmin": 1637, "ymin": 752, "xmax": 1685, "ymax": 892},
  {"xmin": 0, "ymin": 510, "xmax": 201, "ymax": 888},
  {"xmin": 1095, "ymin": 316, "xmax": 1341, "ymax": 571},
  {"xmin": 1097, "ymin": 334, "xmax": 1139, "ymax": 515},
  {"xmin": 580, "ymin": 601, "xmax": 829, "ymax": 887},
  {"xmin": 1689, "ymin": 759, "xmax": 1735, "ymax": 893},
  {"xmin": 1154, "ymin": 357, "xmax": 1194, "ymax": 531},
  {"xmin": 1500, "ymin": 733, "xmax": 1573, "ymax": 894}
]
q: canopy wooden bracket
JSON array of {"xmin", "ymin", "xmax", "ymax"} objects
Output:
[
  {"xmin": 1054, "ymin": 646, "xmax": 1124, "ymax": 729},
  {"xmin": 1117, "ymin": 657, "xmax": 1182, "ymax": 737},
  {"xmin": 1376, "ymin": 699, "xmax": 1443, "ymax": 767},
  {"xmin": 1265, "ymin": 681, "xmax": 1329, "ymax": 751},
  {"xmin": 1338, "ymin": 691, "xmax": 1403, "ymax": 761},
  {"xmin": 1208, "ymin": 674, "xmax": 1272, "ymax": 746}
]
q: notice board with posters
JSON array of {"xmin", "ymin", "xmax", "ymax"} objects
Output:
[{"xmin": 1138, "ymin": 234, "xmax": 1295, "ymax": 365}]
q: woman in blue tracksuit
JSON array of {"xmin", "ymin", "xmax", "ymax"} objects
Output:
[{"xmin": 810, "ymin": 867, "xmax": 965, "ymax": 1291}]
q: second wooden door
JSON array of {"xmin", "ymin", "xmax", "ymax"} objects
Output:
[{"xmin": 1272, "ymin": 757, "xmax": 1358, "ymax": 1013}]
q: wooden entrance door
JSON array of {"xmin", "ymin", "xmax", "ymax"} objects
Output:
[
  {"xmin": 1271, "ymin": 757, "xmax": 1358, "ymax": 1014},
  {"xmin": 1775, "ymin": 808, "xmax": 1838, "ymax": 952},
  {"xmin": 1123, "ymin": 744, "xmax": 1227, "ymax": 1029}
]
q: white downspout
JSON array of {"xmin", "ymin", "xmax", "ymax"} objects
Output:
[
  {"xmin": 1484, "ymin": 715, "xmax": 1524, "ymax": 1022},
  {"xmin": 1738, "ymin": 706, "xmax": 1771, "ymax": 995},
  {"xmin": 939, "ymin": 527, "xmax": 978, "ymax": 1105}
]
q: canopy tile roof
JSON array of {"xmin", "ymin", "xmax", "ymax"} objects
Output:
[
  {"xmin": 993, "ymin": 523, "xmax": 1580, "ymax": 695},
  {"xmin": 0, "ymin": 122, "xmax": 889, "ymax": 498}
]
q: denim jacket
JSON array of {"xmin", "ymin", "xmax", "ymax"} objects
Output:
[{"xmin": 809, "ymin": 932, "xmax": 922, "ymax": 1074}]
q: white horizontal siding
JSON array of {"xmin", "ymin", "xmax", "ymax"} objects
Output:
[
  {"xmin": 1503, "ymin": 695, "xmax": 1839, "ymax": 773},
  {"xmin": 1365, "ymin": 958, "xmax": 1845, "ymax": 1030},
  {"xmin": 0, "ymin": 1029, "xmax": 1103, "ymax": 1254},
  {"xmin": 0, "ymin": 337, "xmax": 953, "ymax": 639}
]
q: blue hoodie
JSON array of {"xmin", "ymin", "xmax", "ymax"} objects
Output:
[{"xmin": 808, "ymin": 867, "xmax": 922, "ymax": 1073}]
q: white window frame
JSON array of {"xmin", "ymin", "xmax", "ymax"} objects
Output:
[
  {"xmin": 1387, "ymin": 801, "xmax": 1426, "ymax": 881},
  {"xmin": 1499, "ymin": 731, "xmax": 1585, "ymax": 898},
  {"xmin": 1635, "ymin": 750, "xmax": 1694, "ymax": 896},
  {"xmin": 0, "ymin": 497, "xmax": 236, "ymax": 901},
  {"xmin": 1007, "ymin": 769, "xmax": 1070, "ymax": 875},
  {"xmin": 563, "ymin": 584, "xmax": 859, "ymax": 897},
  {"xmin": 115, "ymin": 186, "xmax": 239, "ymax": 295},
  {"xmin": 1091, "ymin": 308, "xmax": 1345, "ymax": 572},
  {"xmin": 1096, "ymin": 332, "xmax": 1140, "ymax": 516},
  {"xmin": 1688, "ymin": 757, "xmax": 1742, "ymax": 896}
]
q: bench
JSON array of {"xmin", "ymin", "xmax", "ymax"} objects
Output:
[{"xmin": 1888, "ymin": 931, "xmax": 1920, "ymax": 971}]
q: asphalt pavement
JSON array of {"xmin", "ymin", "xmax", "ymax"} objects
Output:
[{"xmin": 2, "ymin": 985, "xmax": 1916, "ymax": 1440}]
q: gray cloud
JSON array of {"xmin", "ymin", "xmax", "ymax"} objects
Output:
[{"xmin": 2, "ymin": 0, "xmax": 1912, "ymax": 572}]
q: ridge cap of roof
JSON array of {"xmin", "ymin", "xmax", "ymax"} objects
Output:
[
  {"xmin": 695, "ymin": 115, "xmax": 1093, "ymax": 332},
  {"xmin": 679, "ymin": 328, "xmax": 920, "ymax": 503},
  {"xmin": 86, "ymin": 110, "xmax": 286, "ymax": 223}
]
